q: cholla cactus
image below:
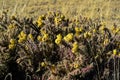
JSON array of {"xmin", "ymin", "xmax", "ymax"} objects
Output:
[{"xmin": 0, "ymin": 11, "xmax": 120, "ymax": 80}]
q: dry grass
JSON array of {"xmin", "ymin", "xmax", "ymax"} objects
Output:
[{"xmin": 0, "ymin": 0, "xmax": 120, "ymax": 26}]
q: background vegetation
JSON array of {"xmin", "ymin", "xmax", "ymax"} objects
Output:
[{"xmin": 0, "ymin": 0, "xmax": 120, "ymax": 26}]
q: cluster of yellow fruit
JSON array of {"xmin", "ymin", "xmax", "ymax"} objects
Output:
[
  {"xmin": 37, "ymin": 33, "xmax": 49, "ymax": 42},
  {"xmin": 72, "ymin": 42, "xmax": 79, "ymax": 53},
  {"xmin": 63, "ymin": 33, "xmax": 73, "ymax": 42},
  {"xmin": 83, "ymin": 31, "xmax": 92, "ymax": 38},
  {"xmin": 28, "ymin": 34, "xmax": 34, "ymax": 41},
  {"xmin": 103, "ymin": 39, "xmax": 110, "ymax": 45},
  {"xmin": 55, "ymin": 34, "xmax": 62, "ymax": 45},
  {"xmin": 9, "ymin": 39, "xmax": 16, "ymax": 49},
  {"xmin": 54, "ymin": 17, "xmax": 62, "ymax": 26},
  {"xmin": 41, "ymin": 33, "xmax": 49, "ymax": 42},
  {"xmin": 75, "ymin": 27, "xmax": 83, "ymax": 33},
  {"xmin": 37, "ymin": 15, "xmax": 45, "ymax": 27},
  {"xmin": 75, "ymin": 27, "xmax": 83, "ymax": 36},
  {"xmin": 111, "ymin": 26, "xmax": 120, "ymax": 34},
  {"xmin": 37, "ymin": 36, "xmax": 42, "ymax": 42},
  {"xmin": 73, "ymin": 62, "xmax": 80, "ymax": 69},
  {"xmin": 113, "ymin": 49, "xmax": 120, "ymax": 56},
  {"xmin": 8, "ymin": 24, "xmax": 16, "ymax": 29},
  {"xmin": 54, "ymin": 13, "xmax": 65, "ymax": 26},
  {"xmin": 18, "ymin": 31, "xmax": 27, "ymax": 43}
]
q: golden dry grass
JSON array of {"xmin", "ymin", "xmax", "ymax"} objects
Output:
[{"xmin": 0, "ymin": 0, "xmax": 120, "ymax": 26}]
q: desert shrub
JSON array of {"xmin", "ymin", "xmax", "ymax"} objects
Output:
[{"xmin": 0, "ymin": 11, "xmax": 120, "ymax": 80}]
